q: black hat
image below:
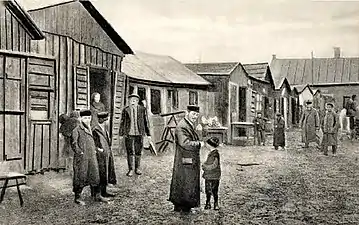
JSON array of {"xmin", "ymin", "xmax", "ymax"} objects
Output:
[
  {"xmin": 79, "ymin": 109, "xmax": 91, "ymax": 117},
  {"xmin": 128, "ymin": 93, "xmax": 140, "ymax": 99},
  {"xmin": 206, "ymin": 137, "xmax": 219, "ymax": 148},
  {"xmin": 326, "ymin": 102, "xmax": 334, "ymax": 107},
  {"xmin": 187, "ymin": 105, "xmax": 200, "ymax": 113},
  {"xmin": 97, "ymin": 112, "xmax": 109, "ymax": 119},
  {"xmin": 306, "ymin": 100, "xmax": 313, "ymax": 105},
  {"xmin": 276, "ymin": 112, "xmax": 282, "ymax": 116}
]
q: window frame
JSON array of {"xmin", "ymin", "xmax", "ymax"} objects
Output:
[
  {"xmin": 189, "ymin": 90, "xmax": 198, "ymax": 106},
  {"xmin": 150, "ymin": 88, "xmax": 162, "ymax": 115}
]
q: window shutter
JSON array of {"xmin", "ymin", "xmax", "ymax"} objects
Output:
[{"xmin": 74, "ymin": 66, "xmax": 90, "ymax": 109}]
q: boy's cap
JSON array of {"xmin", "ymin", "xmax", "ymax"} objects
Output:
[{"xmin": 206, "ymin": 137, "xmax": 219, "ymax": 148}]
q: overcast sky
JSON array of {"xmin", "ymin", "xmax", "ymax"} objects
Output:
[{"xmin": 19, "ymin": 0, "xmax": 359, "ymax": 63}]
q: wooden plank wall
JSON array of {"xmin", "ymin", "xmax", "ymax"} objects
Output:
[
  {"xmin": 30, "ymin": 32, "xmax": 126, "ymax": 162},
  {"xmin": 0, "ymin": 7, "xmax": 32, "ymax": 52}
]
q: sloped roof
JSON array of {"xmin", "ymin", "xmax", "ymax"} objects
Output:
[
  {"xmin": 4, "ymin": 0, "xmax": 44, "ymax": 40},
  {"xmin": 292, "ymin": 84, "xmax": 313, "ymax": 94},
  {"xmin": 128, "ymin": 52, "xmax": 210, "ymax": 86},
  {"xmin": 185, "ymin": 62, "xmax": 238, "ymax": 75},
  {"xmin": 271, "ymin": 57, "xmax": 359, "ymax": 85},
  {"xmin": 28, "ymin": 0, "xmax": 133, "ymax": 54},
  {"xmin": 243, "ymin": 63, "xmax": 269, "ymax": 80}
]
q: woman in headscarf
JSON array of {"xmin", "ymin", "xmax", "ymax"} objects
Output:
[{"xmin": 90, "ymin": 92, "xmax": 106, "ymax": 127}]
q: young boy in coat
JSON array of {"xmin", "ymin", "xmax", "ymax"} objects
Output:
[
  {"xmin": 253, "ymin": 112, "xmax": 266, "ymax": 146},
  {"xmin": 202, "ymin": 137, "xmax": 221, "ymax": 210},
  {"xmin": 273, "ymin": 113, "xmax": 285, "ymax": 150},
  {"xmin": 321, "ymin": 103, "xmax": 340, "ymax": 156}
]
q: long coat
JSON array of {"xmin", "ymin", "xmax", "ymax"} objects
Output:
[
  {"xmin": 92, "ymin": 124, "xmax": 117, "ymax": 185},
  {"xmin": 169, "ymin": 118, "xmax": 201, "ymax": 208},
  {"xmin": 321, "ymin": 111, "xmax": 339, "ymax": 146},
  {"xmin": 119, "ymin": 105, "xmax": 150, "ymax": 136},
  {"xmin": 300, "ymin": 108, "xmax": 320, "ymax": 143},
  {"xmin": 71, "ymin": 123, "xmax": 100, "ymax": 190},
  {"xmin": 273, "ymin": 117, "xmax": 285, "ymax": 147}
]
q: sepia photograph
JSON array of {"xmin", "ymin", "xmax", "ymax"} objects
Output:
[{"xmin": 1, "ymin": 0, "xmax": 359, "ymax": 224}]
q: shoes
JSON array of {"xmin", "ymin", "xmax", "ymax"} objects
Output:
[
  {"xmin": 204, "ymin": 203, "xmax": 211, "ymax": 210},
  {"xmin": 135, "ymin": 168, "xmax": 142, "ymax": 175},
  {"xmin": 74, "ymin": 195, "xmax": 86, "ymax": 206},
  {"xmin": 102, "ymin": 192, "xmax": 116, "ymax": 198},
  {"xmin": 214, "ymin": 202, "xmax": 220, "ymax": 210},
  {"xmin": 126, "ymin": 170, "xmax": 134, "ymax": 177},
  {"xmin": 94, "ymin": 194, "xmax": 109, "ymax": 203}
]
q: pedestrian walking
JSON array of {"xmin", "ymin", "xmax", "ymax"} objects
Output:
[
  {"xmin": 273, "ymin": 112, "xmax": 285, "ymax": 150},
  {"xmin": 202, "ymin": 137, "xmax": 221, "ymax": 211},
  {"xmin": 71, "ymin": 109, "xmax": 108, "ymax": 205},
  {"xmin": 253, "ymin": 112, "xmax": 266, "ymax": 146},
  {"xmin": 321, "ymin": 103, "xmax": 340, "ymax": 156},
  {"xmin": 119, "ymin": 93, "xmax": 151, "ymax": 177},
  {"xmin": 92, "ymin": 112, "xmax": 117, "ymax": 197},
  {"xmin": 169, "ymin": 105, "xmax": 204, "ymax": 213},
  {"xmin": 300, "ymin": 100, "xmax": 320, "ymax": 148}
]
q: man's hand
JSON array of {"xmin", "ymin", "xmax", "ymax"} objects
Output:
[
  {"xmin": 147, "ymin": 136, "xmax": 152, "ymax": 140},
  {"xmin": 98, "ymin": 148, "xmax": 104, "ymax": 152},
  {"xmin": 200, "ymin": 141, "xmax": 205, "ymax": 147}
]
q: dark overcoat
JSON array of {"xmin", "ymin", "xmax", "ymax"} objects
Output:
[
  {"xmin": 169, "ymin": 118, "xmax": 201, "ymax": 208},
  {"xmin": 71, "ymin": 123, "xmax": 100, "ymax": 190},
  {"xmin": 119, "ymin": 105, "xmax": 150, "ymax": 136},
  {"xmin": 300, "ymin": 108, "xmax": 320, "ymax": 143},
  {"xmin": 273, "ymin": 117, "xmax": 285, "ymax": 147},
  {"xmin": 92, "ymin": 124, "xmax": 117, "ymax": 185},
  {"xmin": 321, "ymin": 111, "xmax": 339, "ymax": 146}
]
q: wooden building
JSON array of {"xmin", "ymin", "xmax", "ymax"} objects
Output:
[
  {"xmin": 185, "ymin": 62, "xmax": 272, "ymax": 143},
  {"xmin": 270, "ymin": 48, "xmax": 359, "ymax": 111},
  {"xmin": 122, "ymin": 52, "xmax": 210, "ymax": 150},
  {"xmin": 22, "ymin": 1, "xmax": 133, "ymax": 172},
  {"xmin": 0, "ymin": 0, "xmax": 48, "ymax": 173}
]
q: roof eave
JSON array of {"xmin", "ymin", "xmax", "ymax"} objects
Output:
[{"xmin": 6, "ymin": 0, "xmax": 45, "ymax": 40}]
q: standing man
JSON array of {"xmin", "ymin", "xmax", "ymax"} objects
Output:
[
  {"xmin": 71, "ymin": 110, "xmax": 107, "ymax": 205},
  {"xmin": 92, "ymin": 112, "xmax": 117, "ymax": 197},
  {"xmin": 253, "ymin": 112, "xmax": 266, "ymax": 146},
  {"xmin": 169, "ymin": 105, "xmax": 203, "ymax": 213},
  {"xmin": 321, "ymin": 103, "xmax": 340, "ymax": 156},
  {"xmin": 273, "ymin": 112, "xmax": 285, "ymax": 150},
  {"xmin": 346, "ymin": 94, "xmax": 357, "ymax": 140},
  {"xmin": 300, "ymin": 100, "xmax": 320, "ymax": 148},
  {"xmin": 119, "ymin": 93, "xmax": 151, "ymax": 177}
]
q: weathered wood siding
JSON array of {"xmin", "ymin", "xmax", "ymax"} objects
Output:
[
  {"xmin": 30, "ymin": 32, "xmax": 125, "ymax": 162},
  {"xmin": 28, "ymin": 1, "xmax": 123, "ymax": 56},
  {"xmin": 0, "ymin": 5, "xmax": 32, "ymax": 52}
]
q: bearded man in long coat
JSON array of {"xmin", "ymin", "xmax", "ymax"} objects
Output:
[
  {"xmin": 300, "ymin": 101, "xmax": 320, "ymax": 148},
  {"xmin": 321, "ymin": 103, "xmax": 340, "ymax": 156},
  {"xmin": 273, "ymin": 112, "xmax": 285, "ymax": 150},
  {"xmin": 92, "ymin": 112, "xmax": 117, "ymax": 197},
  {"xmin": 71, "ymin": 110, "xmax": 108, "ymax": 205},
  {"xmin": 169, "ymin": 105, "xmax": 204, "ymax": 213}
]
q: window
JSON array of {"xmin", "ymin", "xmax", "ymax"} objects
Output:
[
  {"xmin": 30, "ymin": 90, "xmax": 50, "ymax": 120},
  {"xmin": 168, "ymin": 89, "xmax": 179, "ymax": 109},
  {"xmin": 138, "ymin": 87, "xmax": 146, "ymax": 107},
  {"xmin": 255, "ymin": 94, "xmax": 262, "ymax": 111},
  {"xmin": 189, "ymin": 91, "xmax": 198, "ymax": 105},
  {"xmin": 129, "ymin": 85, "xmax": 135, "ymax": 95},
  {"xmin": 343, "ymin": 96, "xmax": 350, "ymax": 108},
  {"xmin": 150, "ymin": 89, "xmax": 161, "ymax": 115}
]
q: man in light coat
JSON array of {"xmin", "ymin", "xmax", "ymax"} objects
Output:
[
  {"xmin": 300, "ymin": 100, "xmax": 320, "ymax": 148},
  {"xmin": 169, "ymin": 105, "xmax": 204, "ymax": 213}
]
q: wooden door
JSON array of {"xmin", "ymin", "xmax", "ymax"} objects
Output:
[
  {"xmin": 0, "ymin": 55, "xmax": 26, "ymax": 172},
  {"xmin": 27, "ymin": 57, "xmax": 56, "ymax": 173}
]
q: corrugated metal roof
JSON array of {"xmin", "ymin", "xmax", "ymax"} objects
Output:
[
  {"xmin": 270, "ymin": 57, "xmax": 359, "ymax": 86},
  {"xmin": 125, "ymin": 52, "xmax": 210, "ymax": 86},
  {"xmin": 185, "ymin": 62, "xmax": 238, "ymax": 75},
  {"xmin": 242, "ymin": 63, "xmax": 269, "ymax": 81}
]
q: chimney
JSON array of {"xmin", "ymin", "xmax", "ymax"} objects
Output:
[
  {"xmin": 272, "ymin": 54, "xmax": 276, "ymax": 60},
  {"xmin": 333, "ymin": 47, "xmax": 341, "ymax": 58}
]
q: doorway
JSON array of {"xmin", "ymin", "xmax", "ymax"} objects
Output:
[
  {"xmin": 238, "ymin": 87, "xmax": 246, "ymax": 122},
  {"xmin": 89, "ymin": 68, "xmax": 112, "ymax": 110}
]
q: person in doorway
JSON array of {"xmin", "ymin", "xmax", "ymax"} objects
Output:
[
  {"xmin": 90, "ymin": 92, "xmax": 106, "ymax": 127},
  {"xmin": 92, "ymin": 112, "xmax": 117, "ymax": 197},
  {"xmin": 71, "ymin": 109, "xmax": 108, "ymax": 205},
  {"xmin": 253, "ymin": 112, "xmax": 266, "ymax": 146},
  {"xmin": 169, "ymin": 105, "xmax": 204, "ymax": 213},
  {"xmin": 345, "ymin": 94, "xmax": 357, "ymax": 140},
  {"xmin": 273, "ymin": 112, "xmax": 285, "ymax": 150},
  {"xmin": 119, "ymin": 93, "xmax": 151, "ymax": 177},
  {"xmin": 202, "ymin": 137, "xmax": 221, "ymax": 211},
  {"xmin": 321, "ymin": 103, "xmax": 340, "ymax": 156},
  {"xmin": 300, "ymin": 100, "xmax": 320, "ymax": 148}
]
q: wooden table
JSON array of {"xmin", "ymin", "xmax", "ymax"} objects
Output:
[
  {"xmin": 231, "ymin": 122, "xmax": 255, "ymax": 145},
  {"xmin": 0, "ymin": 172, "xmax": 26, "ymax": 207}
]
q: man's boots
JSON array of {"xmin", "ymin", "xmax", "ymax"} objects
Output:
[
  {"xmin": 135, "ymin": 155, "xmax": 142, "ymax": 175},
  {"xmin": 204, "ymin": 194, "xmax": 211, "ymax": 209},
  {"xmin": 74, "ymin": 193, "xmax": 85, "ymax": 206},
  {"xmin": 332, "ymin": 145, "xmax": 337, "ymax": 155},
  {"xmin": 126, "ymin": 155, "xmax": 134, "ymax": 177},
  {"xmin": 101, "ymin": 185, "xmax": 115, "ymax": 198},
  {"xmin": 213, "ymin": 193, "xmax": 220, "ymax": 210},
  {"xmin": 93, "ymin": 186, "xmax": 109, "ymax": 203}
]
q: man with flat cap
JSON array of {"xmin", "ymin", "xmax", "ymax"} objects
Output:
[
  {"xmin": 169, "ymin": 105, "xmax": 204, "ymax": 213},
  {"xmin": 70, "ymin": 109, "xmax": 108, "ymax": 205},
  {"xmin": 92, "ymin": 112, "xmax": 117, "ymax": 197},
  {"xmin": 321, "ymin": 102, "xmax": 340, "ymax": 156},
  {"xmin": 119, "ymin": 93, "xmax": 151, "ymax": 177},
  {"xmin": 300, "ymin": 100, "xmax": 320, "ymax": 148}
]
